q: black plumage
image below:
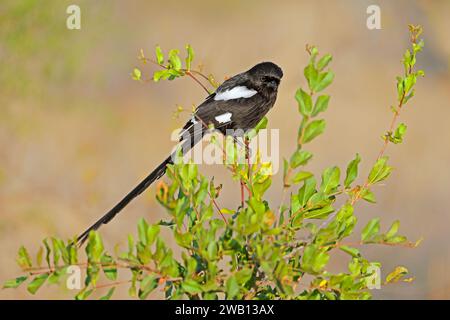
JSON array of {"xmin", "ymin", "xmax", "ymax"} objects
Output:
[{"xmin": 77, "ymin": 61, "xmax": 283, "ymax": 245}]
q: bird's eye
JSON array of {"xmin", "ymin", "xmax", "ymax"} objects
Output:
[{"xmin": 262, "ymin": 76, "xmax": 280, "ymax": 85}]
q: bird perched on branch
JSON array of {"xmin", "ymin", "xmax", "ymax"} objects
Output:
[{"xmin": 77, "ymin": 62, "xmax": 283, "ymax": 245}]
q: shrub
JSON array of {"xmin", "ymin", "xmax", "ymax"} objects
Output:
[{"xmin": 3, "ymin": 25, "xmax": 424, "ymax": 300}]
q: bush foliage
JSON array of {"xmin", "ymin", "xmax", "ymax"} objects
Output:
[{"xmin": 4, "ymin": 26, "xmax": 425, "ymax": 300}]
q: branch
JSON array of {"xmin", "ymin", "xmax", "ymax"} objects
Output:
[{"xmin": 141, "ymin": 57, "xmax": 213, "ymax": 94}]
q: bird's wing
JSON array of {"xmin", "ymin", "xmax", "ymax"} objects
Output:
[
  {"xmin": 180, "ymin": 72, "xmax": 264, "ymax": 139},
  {"xmin": 204, "ymin": 72, "xmax": 247, "ymax": 101},
  {"xmin": 184, "ymin": 91, "xmax": 266, "ymax": 138}
]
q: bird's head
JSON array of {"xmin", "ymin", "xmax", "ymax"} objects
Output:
[{"xmin": 247, "ymin": 62, "xmax": 283, "ymax": 92}]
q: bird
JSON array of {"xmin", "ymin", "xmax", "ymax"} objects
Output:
[{"xmin": 77, "ymin": 61, "xmax": 283, "ymax": 245}]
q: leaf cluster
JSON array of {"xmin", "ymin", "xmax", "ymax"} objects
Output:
[{"xmin": 4, "ymin": 26, "xmax": 425, "ymax": 300}]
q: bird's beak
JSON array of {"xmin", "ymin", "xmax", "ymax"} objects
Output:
[{"xmin": 267, "ymin": 81, "xmax": 278, "ymax": 90}]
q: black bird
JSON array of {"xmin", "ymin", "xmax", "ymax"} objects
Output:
[{"xmin": 77, "ymin": 62, "xmax": 283, "ymax": 245}]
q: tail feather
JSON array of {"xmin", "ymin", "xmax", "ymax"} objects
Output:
[
  {"xmin": 77, "ymin": 122, "xmax": 205, "ymax": 246},
  {"xmin": 77, "ymin": 155, "xmax": 173, "ymax": 245}
]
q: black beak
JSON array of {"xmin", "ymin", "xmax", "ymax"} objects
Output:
[{"xmin": 267, "ymin": 80, "xmax": 278, "ymax": 90}]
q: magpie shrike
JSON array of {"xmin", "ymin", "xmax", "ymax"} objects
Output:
[{"xmin": 77, "ymin": 62, "xmax": 283, "ymax": 245}]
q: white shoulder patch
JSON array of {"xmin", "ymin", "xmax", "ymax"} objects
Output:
[
  {"xmin": 214, "ymin": 86, "xmax": 257, "ymax": 101},
  {"xmin": 215, "ymin": 112, "xmax": 232, "ymax": 124}
]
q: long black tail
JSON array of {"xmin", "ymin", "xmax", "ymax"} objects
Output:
[{"xmin": 77, "ymin": 155, "xmax": 173, "ymax": 245}]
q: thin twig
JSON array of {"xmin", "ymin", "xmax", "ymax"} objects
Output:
[
  {"xmin": 141, "ymin": 57, "xmax": 212, "ymax": 94},
  {"xmin": 185, "ymin": 71, "xmax": 211, "ymax": 94},
  {"xmin": 208, "ymin": 191, "xmax": 228, "ymax": 224},
  {"xmin": 350, "ymin": 82, "xmax": 407, "ymax": 205}
]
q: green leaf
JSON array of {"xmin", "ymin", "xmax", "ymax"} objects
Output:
[
  {"xmin": 235, "ymin": 268, "xmax": 253, "ymax": 285},
  {"xmin": 390, "ymin": 123, "xmax": 407, "ymax": 144},
  {"xmin": 290, "ymin": 150, "xmax": 313, "ymax": 169},
  {"xmin": 139, "ymin": 275, "xmax": 158, "ymax": 300},
  {"xmin": 168, "ymin": 49, "xmax": 182, "ymax": 71},
  {"xmin": 36, "ymin": 246, "xmax": 43, "ymax": 267},
  {"xmin": 220, "ymin": 208, "xmax": 235, "ymax": 215},
  {"xmin": 155, "ymin": 46, "xmax": 164, "ymax": 64},
  {"xmin": 304, "ymin": 63, "xmax": 319, "ymax": 91},
  {"xmin": 303, "ymin": 204, "xmax": 334, "ymax": 219},
  {"xmin": 385, "ymin": 266, "xmax": 409, "ymax": 284},
  {"xmin": 292, "ymin": 171, "xmax": 313, "ymax": 184},
  {"xmin": 403, "ymin": 49, "xmax": 412, "ymax": 70},
  {"xmin": 185, "ymin": 44, "xmax": 194, "ymax": 71},
  {"xmin": 100, "ymin": 287, "xmax": 115, "ymax": 300},
  {"xmin": 68, "ymin": 243, "xmax": 78, "ymax": 265},
  {"xmin": 397, "ymin": 77, "xmax": 404, "ymax": 100},
  {"xmin": 361, "ymin": 189, "xmax": 376, "ymax": 203},
  {"xmin": 137, "ymin": 218, "xmax": 149, "ymax": 245},
  {"xmin": 27, "ymin": 273, "xmax": 49, "ymax": 294},
  {"xmin": 298, "ymin": 177, "xmax": 317, "ymax": 207},
  {"xmin": 368, "ymin": 156, "xmax": 392, "ymax": 184},
  {"xmin": 132, "ymin": 68, "xmax": 141, "ymax": 81},
  {"xmin": 302, "ymin": 119, "xmax": 326, "ymax": 143},
  {"xmin": 290, "ymin": 195, "xmax": 301, "ymax": 226},
  {"xmin": 385, "ymin": 220, "xmax": 400, "ymax": 239},
  {"xmin": 43, "ymin": 239, "xmax": 51, "ymax": 268},
  {"xmin": 386, "ymin": 235, "xmax": 407, "ymax": 244},
  {"xmin": 320, "ymin": 166, "xmax": 340, "ymax": 194},
  {"xmin": 295, "ymin": 88, "xmax": 313, "ymax": 116},
  {"xmin": 147, "ymin": 224, "xmax": 160, "ymax": 246},
  {"xmin": 194, "ymin": 178, "xmax": 209, "ymax": 207},
  {"xmin": 308, "ymin": 46, "xmax": 319, "ymax": 60},
  {"xmin": 395, "ymin": 123, "xmax": 407, "ymax": 138},
  {"xmin": 312, "ymin": 95, "xmax": 330, "ymax": 117},
  {"xmin": 404, "ymin": 74, "xmax": 416, "ymax": 94},
  {"xmin": 226, "ymin": 276, "xmax": 240, "ymax": 298},
  {"xmin": 129, "ymin": 272, "xmax": 138, "ymax": 298},
  {"xmin": 207, "ymin": 241, "xmax": 218, "ymax": 260},
  {"xmin": 246, "ymin": 117, "xmax": 268, "ymax": 139},
  {"xmin": 17, "ymin": 246, "xmax": 32, "ymax": 269},
  {"xmin": 127, "ymin": 234, "xmax": 134, "ymax": 255},
  {"xmin": 344, "ymin": 153, "xmax": 361, "ymax": 188},
  {"xmin": 255, "ymin": 116, "xmax": 268, "ymax": 131},
  {"xmin": 47, "ymin": 270, "xmax": 63, "ymax": 285},
  {"xmin": 101, "ymin": 254, "xmax": 117, "ymax": 281},
  {"xmin": 188, "ymin": 163, "xmax": 198, "ymax": 180},
  {"xmin": 314, "ymin": 71, "xmax": 334, "ymax": 92},
  {"xmin": 413, "ymin": 39, "xmax": 425, "ymax": 54},
  {"xmin": 317, "ymin": 54, "xmax": 333, "ymax": 71},
  {"xmin": 174, "ymin": 230, "xmax": 193, "ymax": 248},
  {"xmin": 3, "ymin": 276, "xmax": 27, "ymax": 289},
  {"xmin": 339, "ymin": 246, "xmax": 360, "ymax": 257},
  {"xmin": 361, "ymin": 218, "xmax": 380, "ymax": 242},
  {"xmin": 52, "ymin": 238, "xmax": 69, "ymax": 264},
  {"xmin": 302, "ymin": 245, "xmax": 330, "ymax": 274},
  {"xmin": 86, "ymin": 231, "xmax": 104, "ymax": 262},
  {"xmin": 249, "ymin": 197, "xmax": 265, "ymax": 215},
  {"xmin": 283, "ymin": 158, "xmax": 289, "ymax": 183},
  {"xmin": 153, "ymin": 70, "xmax": 167, "ymax": 82},
  {"xmin": 75, "ymin": 288, "xmax": 93, "ymax": 300},
  {"xmin": 182, "ymin": 279, "xmax": 203, "ymax": 295}
]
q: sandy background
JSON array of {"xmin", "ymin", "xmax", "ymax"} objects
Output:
[{"xmin": 1, "ymin": 0, "xmax": 449, "ymax": 299}]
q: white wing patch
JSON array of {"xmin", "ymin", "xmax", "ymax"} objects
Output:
[
  {"xmin": 214, "ymin": 86, "xmax": 257, "ymax": 101},
  {"xmin": 215, "ymin": 112, "xmax": 232, "ymax": 124}
]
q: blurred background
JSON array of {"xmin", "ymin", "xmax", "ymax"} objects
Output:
[{"xmin": 1, "ymin": 0, "xmax": 449, "ymax": 299}]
